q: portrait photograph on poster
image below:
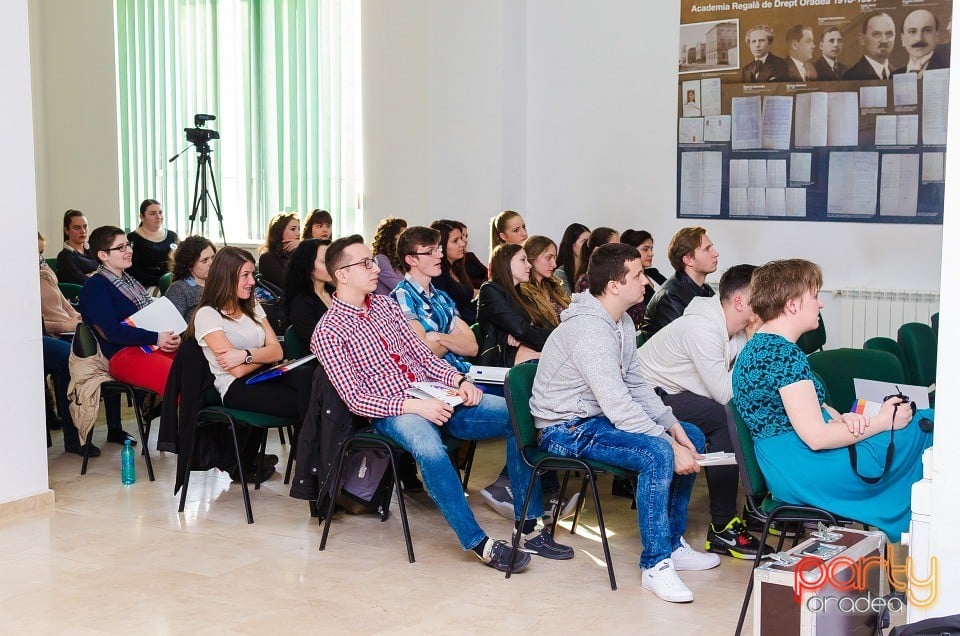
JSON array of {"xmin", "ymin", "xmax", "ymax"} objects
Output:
[
  {"xmin": 676, "ymin": 1, "xmax": 950, "ymax": 225},
  {"xmin": 679, "ymin": 19, "xmax": 741, "ymax": 74}
]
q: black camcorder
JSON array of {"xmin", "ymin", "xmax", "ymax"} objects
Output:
[{"xmin": 184, "ymin": 113, "xmax": 219, "ymax": 149}]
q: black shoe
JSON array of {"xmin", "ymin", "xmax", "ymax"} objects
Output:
[
  {"xmin": 611, "ymin": 475, "xmax": 633, "ymax": 498},
  {"xmin": 476, "ymin": 539, "xmax": 531, "ymax": 573},
  {"xmin": 106, "ymin": 429, "xmax": 138, "ymax": 446},
  {"xmin": 230, "ymin": 465, "xmax": 276, "ymax": 484},
  {"xmin": 706, "ymin": 517, "xmax": 773, "ymax": 559},
  {"xmin": 401, "ymin": 473, "xmax": 424, "ymax": 492},
  {"xmin": 260, "ymin": 454, "xmax": 279, "ymax": 469},
  {"xmin": 47, "ymin": 417, "xmax": 62, "ymax": 431},
  {"xmin": 65, "ymin": 441, "xmax": 102, "ymax": 458},
  {"xmin": 516, "ymin": 528, "xmax": 575, "ymax": 560}
]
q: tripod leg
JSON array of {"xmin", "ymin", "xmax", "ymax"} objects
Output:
[
  {"xmin": 188, "ymin": 156, "xmax": 204, "ymax": 236},
  {"xmin": 205, "ymin": 159, "xmax": 226, "ymax": 245}
]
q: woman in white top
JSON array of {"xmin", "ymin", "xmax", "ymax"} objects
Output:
[{"xmin": 190, "ymin": 246, "xmax": 313, "ymax": 482}]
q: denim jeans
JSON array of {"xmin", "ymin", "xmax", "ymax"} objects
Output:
[
  {"xmin": 539, "ymin": 417, "xmax": 706, "ymax": 568},
  {"xmin": 373, "ymin": 393, "xmax": 544, "ymax": 550}
]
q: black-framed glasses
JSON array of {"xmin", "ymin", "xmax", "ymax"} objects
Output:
[
  {"xmin": 105, "ymin": 242, "xmax": 133, "ymax": 253},
  {"xmin": 338, "ymin": 257, "xmax": 376, "ymax": 271},
  {"xmin": 414, "ymin": 247, "xmax": 443, "ymax": 257}
]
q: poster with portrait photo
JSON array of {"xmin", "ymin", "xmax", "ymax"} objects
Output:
[{"xmin": 676, "ymin": 1, "xmax": 950, "ymax": 224}]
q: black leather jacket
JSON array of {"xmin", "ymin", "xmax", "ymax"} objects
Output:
[
  {"xmin": 640, "ymin": 271, "xmax": 715, "ymax": 340},
  {"xmin": 475, "ymin": 281, "xmax": 553, "ymax": 367}
]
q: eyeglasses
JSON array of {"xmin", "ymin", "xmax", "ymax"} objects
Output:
[
  {"xmin": 414, "ymin": 247, "xmax": 443, "ymax": 257},
  {"xmin": 105, "ymin": 242, "xmax": 133, "ymax": 253},
  {"xmin": 337, "ymin": 257, "xmax": 376, "ymax": 271}
]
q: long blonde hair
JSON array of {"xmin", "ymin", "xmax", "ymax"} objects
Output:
[{"xmin": 520, "ymin": 235, "xmax": 568, "ymax": 326}]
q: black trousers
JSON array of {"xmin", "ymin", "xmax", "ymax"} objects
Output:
[{"xmin": 660, "ymin": 390, "xmax": 738, "ymax": 527}]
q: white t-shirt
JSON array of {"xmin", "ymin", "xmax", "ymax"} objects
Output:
[{"xmin": 194, "ymin": 304, "xmax": 267, "ymax": 398}]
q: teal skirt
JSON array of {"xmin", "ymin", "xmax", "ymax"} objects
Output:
[{"xmin": 754, "ymin": 409, "xmax": 934, "ymax": 542}]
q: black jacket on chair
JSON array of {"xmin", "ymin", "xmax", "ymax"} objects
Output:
[
  {"xmin": 640, "ymin": 271, "xmax": 715, "ymax": 340},
  {"xmin": 289, "ymin": 363, "xmax": 367, "ymax": 503},
  {"xmin": 475, "ymin": 281, "xmax": 553, "ymax": 367}
]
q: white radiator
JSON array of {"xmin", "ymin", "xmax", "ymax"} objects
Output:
[{"xmin": 835, "ymin": 289, "xmax": 939, "ymax": 348}]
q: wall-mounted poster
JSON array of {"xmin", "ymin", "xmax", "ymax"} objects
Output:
[{"xmin": 677, "ymin": 1, "xmax": 950, "ymax": 224}]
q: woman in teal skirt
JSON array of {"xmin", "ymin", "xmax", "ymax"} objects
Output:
[{"xmin": 732, "ymin": 259, "xmax": 933, "ymax": 542}]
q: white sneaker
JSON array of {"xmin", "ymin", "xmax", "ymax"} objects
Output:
[
  {"xmin": 641, "ymin": 558, "xmax": 694, "ymax": 603},
  {"xmin": 671, "ymin": 537, "xmax": 721, "ymax": 571}
]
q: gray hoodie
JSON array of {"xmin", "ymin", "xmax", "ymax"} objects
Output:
[{"xmin": 530, "ymin": 292, "xmax": 679, "ymax": 437}]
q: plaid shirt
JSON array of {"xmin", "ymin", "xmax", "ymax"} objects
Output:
[
  {"xmin": 391, "ymin": 274, "xmax": 470, "ymax": 374},
  {"xmin": 312, "ymin": 293, "xmax": 460, "ymax": 418}
]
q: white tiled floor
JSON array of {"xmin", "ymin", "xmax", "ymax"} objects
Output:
[{"xmin": 4, "ymin": 421, "xmax": 765, "ymax": 634}]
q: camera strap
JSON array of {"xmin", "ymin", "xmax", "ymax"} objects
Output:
[{"xmin": 847, "ymin": 403, "xmax": 898, "ymax": 484}]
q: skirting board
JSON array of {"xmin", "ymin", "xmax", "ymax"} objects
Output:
[{"xmin": 0, "ymin": 489, "xmax": 55, "ymax": 517}]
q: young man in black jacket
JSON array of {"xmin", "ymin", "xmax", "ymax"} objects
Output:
[{"xmin": 641, "ymin": 227, "xmax": 718, "ymax": 340}]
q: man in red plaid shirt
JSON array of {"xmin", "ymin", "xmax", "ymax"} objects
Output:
[{"xmin": 312, "ymin": 235, "xmax": 573, "ymax": 572}]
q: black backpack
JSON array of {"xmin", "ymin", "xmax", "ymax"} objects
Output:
[{"xmin": 336, "ymin": 449, "xmax": 395, "ymax": 520}]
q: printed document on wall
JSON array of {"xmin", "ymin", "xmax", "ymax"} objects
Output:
[
  {"xmin": 680, "ymin": 152, "xmax": 722, "ymax": 216},
  {"xmin": 879, "ymin": 154, "xmax": 919, "ymax": 217},
  {"xmin": 827, "ymin": 152, "xmax": 878, "ymax": 216},
  {"xmin": 827, "ymin": 92, "xmax": 859, "ymax": 146},
  {"xmin": 922, "ymin": 69, "xmax": 949, "ymax": 145}
]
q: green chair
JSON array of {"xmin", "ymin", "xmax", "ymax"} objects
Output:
[
  {"xmin": 863, "ymin": 337, "xmax": 908, "ymax": 378},
  {"xmin": 635, "ymin": 331, "xmax": 646, "ymax": 348},
  {"xmin": 796, "ymin": 312, "xmax": 826, "ymax": 354},
  {"xmin": 283, "ymin": 325, "xmax": 309, "ymax": 359},
  {"xmin": 898, "ymin": 322, "xmax": 937, "ymax": 392},
  {"xmin": 726, "ymin": 402, "xmax": 857, "ymax": 636},
  {"xmin": 178, "ymin": 405, "xmax": 299, "ymax": 524},
  {"xmin": 807, "ymin": 348, "xmax": 904, "ymax": 412},
  {"xmin": 72, "ymin": 323, "xmax": 155, "ymax": 481},
  {"xmin": 158, "ymin": 272, "xmax": 173, "ymax": 295},
  {"xmin": 58, "ymin": 282, "xmax": 83, "ymax": 304},
  {"xmin": 319, "ymin": 429, "xmax": 415, "ymax": 562},
  {"xmin": 503, "ymin": 363, "xmax": 631, "ymax": 590},
  {"xmin": 931, "ymin": 312, "xmax": 938, "ymax": 339},
  {"xmin": 45, "ymin": 257, "xmax": 58, "ymax": 272}
]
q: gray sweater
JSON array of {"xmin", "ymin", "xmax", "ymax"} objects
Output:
[{"xmin": 530, "ymin": 292, "xmax": 679, "ymax": 437}]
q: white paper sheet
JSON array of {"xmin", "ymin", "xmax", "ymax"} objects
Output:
[
  {"xmin": 922, "ymin": 151, "xmax": 945, "ymax": 182},
  {"xmin": 729, "ymin": 187, "xmax": 749, "ymax": 216},
  {"xmin": 679, "ymin": 117, "xmax": 705, "ymax": 143},
  {"xmin": 859, "ymin": 85, "xmax": 887, "ymax": 109},
  {"xmin": 703, "ymin": 115, "xmax": 731, "ymax": 142},
  {"xmin": 748, "ymin": 187, "xmax": 766, "ymax": 215},
  {"xmin": 679, "ymin": 151, "xmax": 723, "ymax": 216},
  {"xmin": 879, "ymin": 153, "xmax": 919, "ymax": 216},
  {"xmin": 766, "ymin": 187, "xmax": 786, "ymax": 216},
  {"xmin": 794, "ymin": 92, "xmax": 828, "ymax": 147},
  {"xmin": 853, "ymin": 378, "xmax": 930, "ymax": 410},
  {"xmin": 767, "ymin": 159, "xmax": 787, "ymax": 188},
  {"xmin": 749, "ymin": 159, "xmax": 767, "ymax": 187},
  {"xmin": 732, "ymin": 96, "xmax": 762, "ymax": 150},
  {"xmin": 896, "ymin": 114, "xmax": 919, "ymax": 145},
  {"xmin": 729, "ymin": 159, "xmax": 749, "ymax": 188},
  {"xmin": 827, "ymin": 92, "xmax": 859, "ymax": 146},
  {"xmin": 790, "ymin": 152, "xmax": 812, "ymax": 183},
  {"xmin": 701, "ymin": 77, "xmax": 722, "ymax": 117},
  {"xmin": 922, "ymin": 68, "xmax": 949, "ymax": 145},
  {"xmin": 827, "ymin": 151, "xmax": 878, "ymax": 216},
  {"xmin": 123, "ymin": 297, "xmax": 188, "ymax": 334},
  {"xmin": 893, "ymin": 72, "xmax": 918, "ymax": 106},
  {"xmin": 875, "ymin": 115, "xmax": 898, "ymax": 145},
  {"xmin": 761, "ymin": 96, "xmax": 793, "ymax": 150},
  {"xmin": 786, "ymin": 187, "xmax": 807, "ymax": 217}
]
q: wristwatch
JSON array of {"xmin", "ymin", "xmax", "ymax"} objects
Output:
[
  {"xmin": 244, "ymin": 349, "xmax": 253, "ymax": 364},
  {"xmin": 456, "ymin": 375, "xmax": 471, "ymax": 387}
]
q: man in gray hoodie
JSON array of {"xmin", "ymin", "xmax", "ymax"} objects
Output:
[
  {"xmin": 637, "ymin": 264, "xmax": 768, "ymax": 561},
  {"xmin": 531, "ymin": 243, "xmax": 719, "ymax": 603}
]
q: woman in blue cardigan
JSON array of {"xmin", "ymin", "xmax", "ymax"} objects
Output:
[{"xmin": 79, "ymin": 226, "xmax": 181, "ymax": 400}]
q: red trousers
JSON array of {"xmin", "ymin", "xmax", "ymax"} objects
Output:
[{"xmin": 108, "ymin": 347, "xmax": 175, "ymax": 396}]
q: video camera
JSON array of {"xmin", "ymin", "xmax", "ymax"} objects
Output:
[{"xmin": 184, "ymin": 113, "xmax": 220, "ymax": 150}]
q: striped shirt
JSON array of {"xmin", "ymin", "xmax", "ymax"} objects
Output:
[
  {"xmin": 391, "ymin": 274, "xmax": 470, "ymax": 374},
  {"xmin": 312, "ymin": 293, "xmax": 460, "ymax": 418}
]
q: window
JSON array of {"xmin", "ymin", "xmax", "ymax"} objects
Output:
[{"xmin": 115, "ymin": 0, "xmax": 362, "ymax": 242}]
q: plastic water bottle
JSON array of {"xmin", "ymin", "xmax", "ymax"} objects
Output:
[{"xmin": 121, "ymin": 439, "xmax": 136, "ymax": 485}]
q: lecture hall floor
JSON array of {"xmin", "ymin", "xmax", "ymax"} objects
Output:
[{"xmin": 5, "ymin": 424, "xmax": 771, "ymax": 634}]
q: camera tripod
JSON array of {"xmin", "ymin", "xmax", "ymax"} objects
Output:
[{"xmin": 188, "ymin": 143, "xmax": 226, "ymax": 242}]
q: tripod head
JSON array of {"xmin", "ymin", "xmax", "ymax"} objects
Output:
[{"xmin": 184, "ymin": 113, "xmax": 219, "ymax": 154}]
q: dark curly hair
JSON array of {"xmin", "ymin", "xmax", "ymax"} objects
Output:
[
  {"xmin": 302, "ymin": 209, "xmax": 333, "ymax": 239},
  {"xmin": 170, "ymin": 235, "xmax": 216, "ymax": 282},
  {"xmin": 370, "ymin": 217, "xmax": 407, "ymax": 273},
  {"xmin": 283, "ymin": 238, "xmax": 333, "ymax": 316}
]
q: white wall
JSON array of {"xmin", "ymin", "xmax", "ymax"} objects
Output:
[
  {"xmin": 1, "ymin": 0, "xmax": 51, "ymax": 505},
  {"xmin": 31, "ymin": 0, "xmax": 121, "ymax": 241}
]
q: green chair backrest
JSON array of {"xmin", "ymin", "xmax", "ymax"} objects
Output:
[
  {"xmin": 283, "ymin": 325, "xmax": 308, "ymax": 359},
  {"xmin": 58, "ymin": 282, "xmax": 83, "ymax": 303},
  {"xmin": 158, "ymin": 272, "xmax": 173, "ymax": 295},
  {"xmin": 898, "ymin": 322, "xmax": 937, "ymax": 388},
  {"xmin": 863, "ymin": 337, "xmax": 908, "ymax": 378},
  {"xmin": 931, "ymin": 312, "xmax": 938, "ymax": 339},
  {"xmin": 725, "ymin": 402, "xmax": 767, "ymax": 500},
  {"xmin": 635, "ymin": 331, "xmax": 646, "ymax": 348},
  {"xmin": 807, "ymin": 348, "xmax": 904, "ymax": 412},
  {"xmin": 72, "ymin": 322, "xmax": 99, "ymax": 358},
  {"xmin": 470, "ymin": 323, "xmax": 483, "ymax": 348},
  {"xmin": 503, "ymin": 363, "xmax": 539, "ymax": 450},
  {"xmin": 796, "ymin": 312, "xmax": 826, "ymax": 354},
  {"xmin": 45, "ymin": 258, "xmax": 58, "ymax": 273}
]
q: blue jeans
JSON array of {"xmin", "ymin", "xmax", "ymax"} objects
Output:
[
  {"xmin": 539, "ymin": 417, "xmax": 706, "ymax": 568},
  {"xmin": 373, "ymin": 394, "xmax": 544, "ymax": 550}
]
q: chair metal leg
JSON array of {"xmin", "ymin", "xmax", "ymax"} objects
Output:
[
  {"xmin": 254, "ymin": 429, "xmax": 268, "ymax": 491},
  {"xmin": 283, "ymin": 428, "xmax": 297, "ymax": 485},
  {"xmin": 80, "ymin": 428, "xmax": 93, "ymax": 475},
  {"xmin": 736, "ymin": 515, "xmax": 779, "ymax": 636},
  {"xmin": 320, "ymin": 441, "xmax": 352, "ymax": 550},
  {"xmin": 129, "ymin": 389, "xmax": 155, "ymax": 481},
  {"xmin": 505, "ymin": 463, "xmax": 540, "ymax": 580},
  {"xmin": 550, "ymin": 470, "xmax": 572, "ymax": 538},
  {"xmin": 226, "ymin": 417, "xmax": 254, "ymax": 524},
  {"xmin": 460, "ymin": 440, "xmax": 477, "ymax": 490},
  {"xmin": 178, "ymin": 422, "xmax": 200, "ymax": 513},
  {"xmin": 278, "ymin": 426, "xmax": 286, "ymax": 446},
  {"xmin": 570, "ymin": 475, "xmax": 590, "ymax": 535},
  {"xmin": 385, "ymin": 446, "xmax": 414, "ymax": 562},
  {"xmin": 586, "ymin": 469, "xmax": 617, "ymax": 591}
]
